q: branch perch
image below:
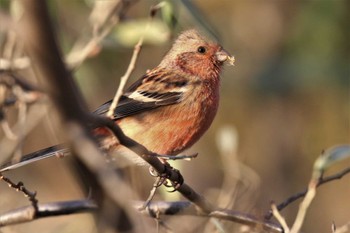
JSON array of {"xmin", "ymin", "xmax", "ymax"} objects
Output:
[
  {"xmin": 0, "ymin": 200, "xmax": 97, "ymax": 226},
  {"xmin": 0, "ymin": 199, "xmax": 282, "ymax": 233}
]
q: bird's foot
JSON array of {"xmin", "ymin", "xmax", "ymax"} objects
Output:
[{"xmin": 148, "ymin": 164, "xmax": 184, "ymax": 191}]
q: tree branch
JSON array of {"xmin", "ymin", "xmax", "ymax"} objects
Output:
[
  {"xmin": 265, "ymin": 166, "xmax": 350, "ymax": 220},
  {"xmin": 0, "ymin": 174, "xmax": 38, "ymax": 212},
  {"xmin": 0, "ymin": 199, "xmax": 282, "ymax": 233},
  {"xmin": 66, "ymin": 0, "xmax": 135, "ymax": 69},
  {"xmin": 106, "ymin": 2, "xmax": 164, "ymax": 117},
  {"xmin": 138, "ymin": 200, "xmax": 282, "ymax": 233},
  {"xmin": 0, "ymin": 200, "xmax": 97, "ymax": 226}
]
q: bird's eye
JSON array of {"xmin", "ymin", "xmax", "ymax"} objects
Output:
[{"xmin": 197, "ymin": 46, "xmax": 206, "ymax": 54}]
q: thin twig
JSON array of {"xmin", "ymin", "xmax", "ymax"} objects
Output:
[
  {"xmin": 0, "ymin": 58, "xmax": 30, "ymax": 70},
  {"xmin": 0, "ymin": 173, "xmax": 38, "ymax": 212},
  {"xmin": 290, "ymin": 179, "xmax": 317, "ymax": 233},
  {"xmin": 65, "ymin": 0, "xmax": 131, "ymax": 69},
  {"xmin": 271, "ymin": 203, "xmax": 289, "ymax": 233},
  {"xmin": 0, "ymin": 120, "xmax": 17, "ymax": 140},
  {"xmin": 0, "ymin": 71, "xmax": 42, "ymax": 92},
  {"xmin": 140, "ymin": 176, "xmax": 162, "ymax": 210},
  {"xmin": 135, "ymin": 201, "xmax": 283, "ymax": 233},
  {"xmin": 106, "ymin": 36, "xmax": 143, "ymax": 117},
  {"xmin": 0, "ymin": 103, "xmax": 48, "ymax": 167},
  {"xmin": 106, "ymin": 2, "xmax": 164, "ymax": 117},
  {"xmin": 0, "ymin": 71, "xmax": 45, "ymax": 165},
  {"xmin": 0, "ymin": 5, "xmax": 30, "ymax": 70},
  {"xmin": 265, "ymin": 166, "xmax": 350, "ymax": 220}
]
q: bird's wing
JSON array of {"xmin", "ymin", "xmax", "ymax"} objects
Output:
[
  {"xmin": 0, "ymin": 69, "xmax": 189, "ymax": 172},
  {"xmin": 94, "ymin": 68, "xmax": 189, "ymax": 120}
]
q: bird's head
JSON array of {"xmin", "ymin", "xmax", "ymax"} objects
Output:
[{"xmin": 159, "ymin": 29, "xmax": 234, "ymax": 78}]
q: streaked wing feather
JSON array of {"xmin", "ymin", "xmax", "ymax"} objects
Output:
[{"xmin": 93, "ymin": 69, "xmax": 186, "ymax": 120}]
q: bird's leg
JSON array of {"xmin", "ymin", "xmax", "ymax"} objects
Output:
[{"xmin": 148, "ymin": 165, "xmax": 169, "ymax": 188}]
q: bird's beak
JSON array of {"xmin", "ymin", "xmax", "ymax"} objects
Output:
[{"xmin": 216, "ymin": 49, "xmax": 235, "ymax": 66}]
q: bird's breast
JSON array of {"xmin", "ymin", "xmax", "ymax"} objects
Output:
[{"xmin": 118, "ymin": 82, "xmax": 219, "ymax": 155}]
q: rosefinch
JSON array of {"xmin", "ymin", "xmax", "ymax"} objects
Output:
[{"xmin": 0, "ymin": 29, "xmax": 234, "ymax": 171}]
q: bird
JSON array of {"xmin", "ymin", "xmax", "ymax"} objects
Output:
[{"xmin": 0, "ymin": 29, "xmax": 234, "ymax": 172}]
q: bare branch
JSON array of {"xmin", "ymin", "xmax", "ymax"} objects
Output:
[
  {"xmin": 106, "ymin": 2, "xmax": 164, "ymax": 118},
  {"xmin": 66, "ymin": 0, "xmax": 136, "ymax": 69},
  {"xmin": 139, "ymin": 176, "xmax": 163, "ymax": 210},
  {"xmin": 265, "ymin": 166, "xmax": 350, "ymax": 220},
  {"xmin": 0, "ymin": 174, "xmax": 38, "ymax": 212},
  {"xmin": 135, "ymin": 201, "xmax": 283, "ymax": 233},
  {"xmin": 290, "ymin": 179, "xmax": 317, "ymax": 233},
  {"xmin": 0, "ymin": 103, "xmax": 48, "ymax": 166},
  {"xmin": 0, "ymin": 57, "xmax": 30, "ymax": 70},
  {"xmin": 0, "ymin": 71, "xmax": 42, "ymax": 93},
  {"xmin": 0, "ymin": 199, "xmax": 97, "ymax": 227},
  {"xmin": 0, "ymin": 71, "xmax": 46, "ymax": 165},
  {"xmin": 106, "ymin": 35, "xmax": 143, "ymax": 117},
  {"xmin": 271, "ymin": 203, "xmax": 289, "ymax": 233},
  {"xmin": 0, "ymin": 199, "xmax": 283, "ymax": 233},
  {"xmin": 0, "ymin": 12, "xmax": 30, "ymax": 70}
]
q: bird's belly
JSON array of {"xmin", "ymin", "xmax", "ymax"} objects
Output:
[{"xmin": 118, "ymin": 100, "xmax": 218, "ymax": 155}]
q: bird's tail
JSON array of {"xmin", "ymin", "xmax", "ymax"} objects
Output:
[{"xmin": 0, "ymin": 144, "xmax": 69, "ymax": 172}]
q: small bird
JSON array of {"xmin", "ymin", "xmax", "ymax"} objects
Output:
[{"xmin": 0, "ymin": 29, "xmax": 234, "ymax": 171}]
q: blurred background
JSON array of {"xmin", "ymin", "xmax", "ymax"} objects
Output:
[{"xmin": 0, "ymin": 0, "xmax": 349, "ymax": 232}]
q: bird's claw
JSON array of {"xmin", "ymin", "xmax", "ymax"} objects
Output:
[
  {"xmin": 148, "ymin": 166, "xmax": 159, "ymax": 177},
  {"xmin": 162, "ymin": 165, "xmax": 184, "ymax": 192},
  {"xmin": 148, "ymin": 165, "xmax": 184, "ymax": 191}
]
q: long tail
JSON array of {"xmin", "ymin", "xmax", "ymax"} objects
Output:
[{"xmin": 0, "ymin": 144, "xmax": 70, "ymax": 172}]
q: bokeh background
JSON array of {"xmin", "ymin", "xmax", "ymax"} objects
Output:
[{"xmin": 1, "ymin": 0, "xmax": 349, "ymax": 232}]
